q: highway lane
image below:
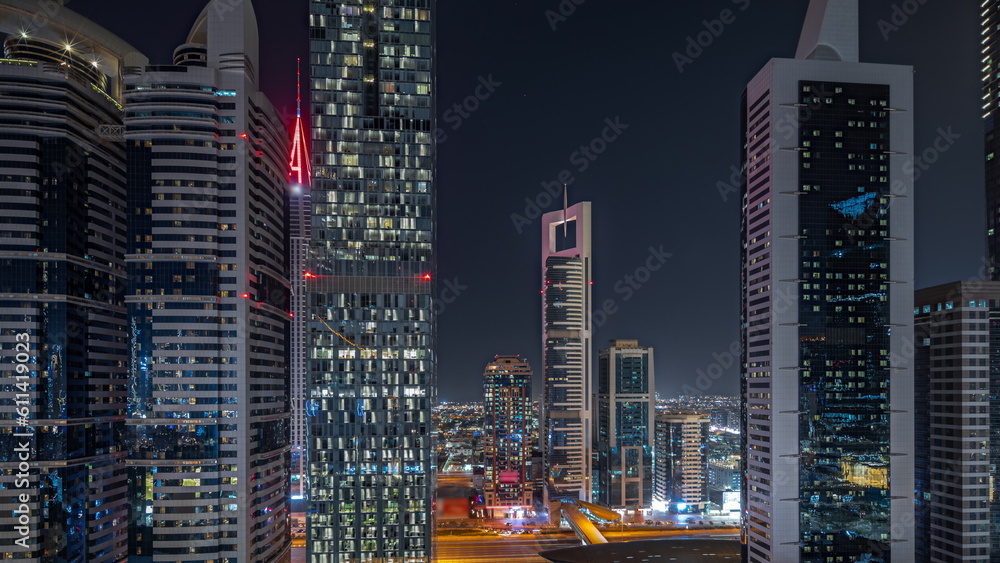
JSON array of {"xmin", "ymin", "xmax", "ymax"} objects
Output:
[
  {"xmin": 291, "ymin": 528, "xmax": 739, "ymax": 563},
  {"xmin": 436, "ymin": 529, "xmax": 739, "ymax": 563}
]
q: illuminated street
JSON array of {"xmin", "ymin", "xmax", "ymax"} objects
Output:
[{"xmin": 434, "ymin": 529, "xmax": 739, "ymax": 563}]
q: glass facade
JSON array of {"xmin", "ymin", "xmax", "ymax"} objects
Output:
[
  {"xmin": 597, "ymin": 341, "xmax": 653, "ymax": 509},
  {"xmin": 0, "ymin": 13, "xmax": 141, "ymax": 561},
  {"xmin": 307, "ymin": 1, "xmax": 435, "ymax": 561},
  {"xmin": 796, "ymin": 80, "xmax": 893, "ymax": 561}
]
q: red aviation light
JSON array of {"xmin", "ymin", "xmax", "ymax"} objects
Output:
[
  {"xmin": 420, "ymin": 274, "xmax": 432, "ymax": 281},
  {"xmin": 241, "ymin": 293, "xmax": 250, "ymax": 299},
  {"xmin": 304, "ymin": 271, "xmax": 317, "ymax": 279}
]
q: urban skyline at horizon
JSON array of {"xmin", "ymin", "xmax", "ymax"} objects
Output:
[
  {"xmin": 62, "ymin": 0, "xmax": 985, "ymax": 403},
  {"xmin": 0, "ymin": 1, "xmax": 996, "ymax": 562}
]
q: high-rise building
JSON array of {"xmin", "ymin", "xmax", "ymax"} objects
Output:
[
  {"xmin": 482, "ymin": 356, "xmax": 533, "ymax": 514},
  {"xmin": 289, "ymin": 58, "xmax": 312, "ymax": 501},
  {"xmin": 0, "ymin": 3, "xmax": 146, "ymax": 561},
  {"xmin": 914, "ymin": 282, "xmax": 1000, "ymax": 562},
  {"xmin": 739, "ymin": 1, "xmax": 914, "ymax": 561},
  {"xmin": 653, "ymin": 413, "xmax": 708, "ymax": 511},
  {"xmin": 985, "ymin": 2, "xmax": 1000, "ymax": 278},
  {"xmin": 124, "ymin": 1, "xmax": 292, "ymax": 561},
  {"xmin": 307, "ymin": 1, "xmax": 436, "ymax": 561},
  {"xmin": 541, "ymin": 201, "xmax": 592, "ymax": 503},
  {"xmin": 596, "ymin": 339, "xmax": 654, "ymax": 510}
]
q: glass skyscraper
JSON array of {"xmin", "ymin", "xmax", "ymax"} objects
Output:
[
  {"xmin": 0, "ymin": 3, "xmax": 146, "ymax": 561},
  {"xmin": 307, "ymin": 1, "xmax": 435, "ymax": 561},
  {"xmin": 740, "ymin": 1, "xmax": 914, "ymax": 561},
  {"xmin": 124, "ymin": 1, "xmax": 292, "ymax": 561},
  {"xmin": 596, "ymin": 339, "xmax": 654, "ymax": 511},
  {"xmin": 541, "ymin": 202, "xmax": 592, "ymax": 505}
]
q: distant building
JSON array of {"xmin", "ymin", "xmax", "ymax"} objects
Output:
[
  {"xmin": 0, "ymin": 3, "xmax": 146, "ymax": 560},
  {"xmin": 541, "ymin": 201, "xmax": 593, "ymax": 502},
  {"xmin": 707, "ymin": 460, "xmax": 741, "ymax": 493},
  {"xmin": 914, "ymin": 282, "xmax": 1000, "ymax": 562},
  {"xmin": 654, "ymin": 413, "xmax": 709, "ymax": 511},
  {"xmin": 739, "ymin": 0, "xmax": 914, "ymax": 559},
  {"xmin": 596, "ymin": 339, "xmax": 654, "ymax": 510},
  {"xmin": 483, "ymin": 356, "xmax": 534, "ymax": 512}
]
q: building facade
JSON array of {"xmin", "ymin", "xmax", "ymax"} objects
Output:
[
  {"xmin": 596, "ymin": 339, "xmax": 654, "ymax": 510},
  {"xmin": 124, "ymin": 2, "xmax": 292, "ymax": 561},
  {"xmin": 985, "ymin": 1, "xmax": 1000, "ymax": 278},
  {"xmin": 0, "ymin": 3, "xmax": 146, "ymax": 561},
  {"xmin": 653, "ymin": 413, "xmax": 708, "ymax": 511},
  {"xmin": 914, "ymin": 282, "xmax": 1000, "ymax": 562},
  {"xmin": 307, "ymin": 0, "xmax": 436, "ymax": 561},
  {"xmin": 739, "ymin": 1, "xmax": 915, "ymax": 561},
  {"xmin": 482, "ymin": 356, "xmax": 533, "ymax": 512},
  {"xmin": 541, "ymin": 201, "xmax": 592, "ymax": 503}
]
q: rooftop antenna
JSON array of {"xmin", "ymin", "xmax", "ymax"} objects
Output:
[
  {"xmin": 563, "ymin": 183, "xmax": 568, "ymax": 237},
  {"xmin": 289, "ymin": 57, "xmax": 312, "ymax": 186}
]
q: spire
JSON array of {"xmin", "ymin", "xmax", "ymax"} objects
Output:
[
  {"xmin": 795, "ymin": 0, "xmax": 859, "ymax": 63},
  {"xmin": 289, "ymin": 57, "xmax": 311, "ymax": 187}
]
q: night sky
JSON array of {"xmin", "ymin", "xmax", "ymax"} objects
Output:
[{"xmin": 70, "ymin": 1, "xmax": 983, "ymax": 402}]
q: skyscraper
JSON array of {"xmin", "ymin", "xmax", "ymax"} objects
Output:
[
  {"xmin": 124, "ymin": 1, "xmax": 292, "ymax": 560},
  {"xmin": 0, "ymin": 3, "xmax": 145, "ymax": 561},
  {"xmin": 739, "ymin": 1, "xmax": 914, "ymax": 560},
  {"xmin": 596, "ymin": 339, "xmax": 654, "ymax": 511},
  {"xmin": 985, "ymin": 1, "xmax": 1000, "ymax": 278},
  {"xmin": 482, "ymin": 356, "xmax": 533, "ymax": 515},
  {"xmin": 653, "ymin": 413, "xmax": 709, "ymax": 512},
  {"xmin": 289, "ymin": 58, "xmax": 312, "ymax": 501},
  {"xmin": 541, "ymin": 201, "xmax": 592, "ymax": 503},
  {"xmin": 914, "ymin": 283, "xmax": 1000, "ymax": 562},
  {"xmin": 307, "ymin": 1, "xmax": 436, "ymax": 561}
]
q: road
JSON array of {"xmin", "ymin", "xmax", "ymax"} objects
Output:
[
  {"xmin": 291, "ymin": 528, "xmax": 739, "ymax": 563},
  {"xmin": 435, "ymin": 528, "xmax": 739, "ymax": 563}
]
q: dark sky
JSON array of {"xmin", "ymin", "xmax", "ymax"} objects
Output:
[{"xmin": 70, "ymin": 1, "xmax": 983, "ymax": 403}]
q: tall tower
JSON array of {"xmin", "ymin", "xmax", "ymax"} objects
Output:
[
  {"xmin": 739, "ymin": 1, "xmax": 914, "ymax": 561},
  {"xmin": 483, "ymin": 356, "xmax": 534, "ymax": 514},
  {"xmin": 541, "ymin": 201, "xmax": 592, "ymax": 503},
  {"xmin": 307, "ymin": 1, "xmax": 436, "ymax": 561},
  {"xmin": 985, "ymin": 1, "xmax": 1000, "ymax": 278},
  {"xmin": 288, "ymin": 58, "xmax": 312, "ymax": 501},
  {"xmin": 0, "ymin": 3, "xmax": 146, "ymax": 561},
  {"xmin": 596, "ymin": 339, "xmax": 654, "ymax": 511},
  {"xmin": 125, "ymin": 1, "xmax": 292, "ymax": 561}
]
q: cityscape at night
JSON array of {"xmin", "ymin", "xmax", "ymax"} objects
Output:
[{"xmin": 0, "ymin": 0, "xmax": 995, "ymax": 562}]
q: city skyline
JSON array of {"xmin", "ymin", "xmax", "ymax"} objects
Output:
[{"xmin": 62, "ymin": 1, "xmax": 984, "ymax": 403}]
